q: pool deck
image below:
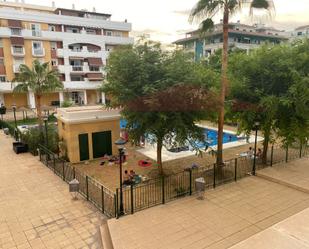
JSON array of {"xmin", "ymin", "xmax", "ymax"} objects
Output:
[{"xmin": 138, "ymin": 124, "xmax": 264, "ymax": 162}]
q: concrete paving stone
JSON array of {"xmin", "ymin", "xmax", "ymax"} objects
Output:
[{"xmin": 0, "ymin": 132, "xmax": 105, "ymax": 249}]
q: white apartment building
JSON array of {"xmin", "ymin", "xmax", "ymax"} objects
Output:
[{"xmin": 0, "ymin": 1, "xmax": 133, "ymax": 108}]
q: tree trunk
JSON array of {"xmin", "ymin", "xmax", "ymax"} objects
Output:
[
  {"xmin": 262, "ymin": 128, "xmax": 270, "ymax": 164},
  {"xmin": 157, "ymin": 138, "xmax": 163, "ymax": 175},
  {"xmin": 216, "ymin": 8, "xmax": 229, "ymax": 166},
  {"xmin": 36, "ymin": 94, "xmax": 43, "ymax": 128},
  {"xmin": 36, "ymin": 94, "xmax": 44, "ymax": 144}
]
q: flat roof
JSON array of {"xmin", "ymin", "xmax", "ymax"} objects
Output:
[
  {"xmin": 55, "ymin": 8, "xmax": 111, "ymax": 18},
  {"xmin": 57, "ymin": 106, "xmax": 121, "ymax": 124}
]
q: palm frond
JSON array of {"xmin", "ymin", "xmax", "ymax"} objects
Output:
[
  {"xmin": 189, "ymin": 0, "xmax": 223, "ymax": 24},
  {"xmin": 249, "ymin": 0, "xmax": 275, "ymax": 16},
  {"xmin": 199, "ymin": 18, "xmax": 215, "ymax": 37}
]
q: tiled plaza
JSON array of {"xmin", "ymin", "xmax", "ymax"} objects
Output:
[
  {"xmin": 0, "ymin": 132, "xmax": 105, "ymax": 249},
  {"xmin": 108, "ymin": 159, "xmax": 309, "ymax": 249}
]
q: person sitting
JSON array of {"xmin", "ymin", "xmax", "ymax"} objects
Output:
[
  {"xmin": 129, "ymin": 170, "xmax": 136, "ymax": 178},
  {"xmin": 123, "ymin": 170, "xmax": 133, "ymax": 185},
  {"xmin": 256, "ymin": 148, "xmax": 262, "ymax": 158},
  {"xmin": 247, "ymin": 147, "xmax": 253, "ymax": 157}
]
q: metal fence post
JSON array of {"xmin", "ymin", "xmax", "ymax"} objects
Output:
[
  {"xmin": 213, "ymin": 163, "xmax": 216, "ymax": 189},
  {"xmin": 162, "ymin": 175, "xmax": 165, "ymax": 204},
  {"xmin": 300, "ymin": 142, "xmax": 302, "ymax": 159},
  {"xmin": 53, "ymin": 154, "xmax": 56, "ymax": 173},
  {"xmin": 285, "ymin": 146, "xmax": 289, "ymax": 163},
  {"xmin": 101, "ymin": 185, "xmax": 105, "ymax": 214},
  {"xmin": 189, "ymin": 169, "xmax": 192, "ymax": 195},
  {"xmin": 73, "ymin": 167, "xmax": 76, "ymax": 179},
  {"xmin": 62, "ymin": 161, "xmax": 65, "ymax": 181},
  {"xmin": 39, "ymin": 148, "xmax": 42, "ymax": 161},
  {"xmin": 234, "ymin": 158, "xmax": 238, "ymax": 182},
  {"xmin": 86, "ymin": 176, "xmax": 89, "ymax": 201},
  {"xmin": 115, "ymin": 190, "xmax": 119, "ymax": 219},
  {"xmin": 270, "ymin": 145, "xmax": 274, "ymax": 166},
  {"xmin": 130, "ymin": 184, "xmax": 134, "ymax": 214}
]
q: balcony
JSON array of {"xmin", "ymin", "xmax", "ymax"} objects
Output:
[
  {"xmin": 13, "ymin": 64, "xmax": 22, "ymax": 73},
  {"xmin": 11, "ymin": 46, "xmax": 25, "ymax": 56},
  {"xmin": 11, "ymin": 28, "xmax": 22, "ymax": 36},
  {"xmin": 71, "ymin": 65, "xmax": 83, "ymax": 72},
  {"xmin": 32, "ymin": 48, "xmax": 45, "ymax": 57},
  {"xmin": 63, "ymin": 81, "xmax": 102, "ymax": 90},
  {"xmin": 32, "ymin": 30, "xmax": 42, "ymax": 37},
  {"xmin": 56, "ymin": 48, "xmax": 109, "ymax": 59}
]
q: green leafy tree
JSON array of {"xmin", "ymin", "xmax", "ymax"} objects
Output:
[
  {"xmin": 102, "ymin": 42, "xmax": 219, "ymax": 175},
  {"xmin": 189, "ymin": 0, "xmax": 274, "ymax": 165},
  {"xmin": 12, "ymin": 60, "xmax": 63, "ymax": 128},
  {"xmin": 229, "ymin": 44, "xmax": 309, "ymax": 163}
]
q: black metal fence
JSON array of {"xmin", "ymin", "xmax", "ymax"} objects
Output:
[
  {"xmin": 38, "ymin": 141, "xmax": 308, "ymax": 219},
  {"xmin": 38, "ymin": 145, "xmax": 116, "ymax": 218},
  {"xmin": 116, "ymin": 142, "xmax": 309, "ymax": 217}
]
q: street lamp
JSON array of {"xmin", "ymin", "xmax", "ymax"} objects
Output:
[
  {"xmin": 43, "ymin": 115, "xmax": 48, "ymax": 148},
  {"xmin": 12, "ymin": 104, "xmax": 17, "ymax": 140},
  {"xmin": 252, "ymin": 121, "xmax": 260, "ymax": 176},
  {"xmin": 115, "ymin": 137, "xmax": 127, "ymax": 216}
]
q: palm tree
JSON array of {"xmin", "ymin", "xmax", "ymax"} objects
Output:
[
  {"xmin": 13, "ymin": 60, "xmax": 63, "ymax": 128},
  {"xmin": 189, "ymin": 0, "xmax": 274, "ymax": 165}
]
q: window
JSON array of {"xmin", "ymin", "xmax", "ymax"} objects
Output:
[
  {"xmin": 12, "ymin": 45, "xmax": 24, "ymax": 54},
  {"xmin": 0, "ymin": 76, "xmax": 6, "ymax": 82},
  {"xmin": 106, "ymin": 30, "xmax": 112, "ymax": 36},
  {"xmin": 33, "ymin": 41, "xmax": 43, "ymax": 50},
  {"xmin": 89, "ymin": 66, "xmax": 100, "ymax": 71},
  {"xmin": 11, "ymin": 28, "xmax": 21, "ymax": 36},
  {"xmin": 48, "ymin": 25, "xmax": 56, "ymax": 31},
  {"xmin": 113, "ymin": 31, "xmax": 122, "ymax": 37},
  {"xmin": 70, "ymin": 75, "xmax": 83, "ymax": 81},
  {"xmin": 66, "ymin": 27, "xmax": 79, "ymax": 33},
  {"xmin": 86, "ymin": 29, "xmax": 96, "ymax": 34},
  {"xmin": 0, "ymin": 39, "xmax": 3, "ymax": 48},
  {"xmin": 0, "ymin": 58, "xmax": 4, "ymax": 65},
  {"xmin": 50, "ymin": 41, "xmax": 57, "ymax": 50},
  {"xmin": 31, "ymin": 23, "xmax": 41, "ymax": 37},
  {"xmin": 32, "ymin": 41, "xmax": 44, "ymax": 56},
  {"xmin": 51, "ymin": 59, "xmax": 57, "ymax": 66}
]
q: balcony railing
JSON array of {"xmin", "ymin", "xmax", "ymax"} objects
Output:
[
  {"xmin": 71, "ymin": 66, "xmax": 83, "ymax": 72},
  {"xmin": 11, "ymin": 46, "xmax": 25, "ymax": 56},
  {"xmin": 32, "ymin": 48, "xmax": 45, "ymax": 57},
  {"xmin": 13, "ymin": 64, "xmax": 22, "ymax": 73},
  {"xmin": 11, "ymin": 28, "xmax": 21, "ymax": 36},
  {"xmin": 32, "ymin": 30, "xmax": 42, "ymax": 37}
]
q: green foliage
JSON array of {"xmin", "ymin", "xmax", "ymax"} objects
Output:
[
  {"xmin": 13, "ymin": 60, "xmax": 63, "ymax": 95},
  {"xmin": 229, "ymin": 42, "xmax": 309, "ymax": 155},
  {"xmin": 20, "ymin": 125, "xmax": 59, "ymax": 155},
  {"xmin": 102, "ymin": 42, "xmax": 219, "ymax": 173},
  {"xmin": 61, "ymin": 100, "xmax": 74, "ymax": 108}
]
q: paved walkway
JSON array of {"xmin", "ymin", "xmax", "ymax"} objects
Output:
[
  {"xmin": 108, "ymin": 172, "xmax": 309, "ymax": 249},
  {"xmin": 231, "ymin": 207, "xmax": 309, "ymax": 249},
  {"xmin": 0, "ymin": 132, "xmax": 105, "ymax": 249},
  {"xmin": 257, "ymin": 158, "xmax": 309, "ymax": 193}
]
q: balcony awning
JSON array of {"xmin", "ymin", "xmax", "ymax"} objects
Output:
[
  {"xmin": 87, "ymin": 58, "xmax": 103, "ymax": 66},
  {"xmin": 87, "ymin": 73, "xmax": 103, "ymax": 80},
  {"xmin": 10, "ymin": 37, "xmax": 24, "ymax": 45},
  {"xmin": 8, "ymin": 20, "xmax": 22, "ymax": 28}
]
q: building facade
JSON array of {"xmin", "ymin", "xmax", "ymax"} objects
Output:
[
  {"xmin": 174, "ymin": 22, "xmax": 287, "ymax": 61},
  {"xmin": 0, "ymin": 1, "xmax": 133, "ymax": 108}
]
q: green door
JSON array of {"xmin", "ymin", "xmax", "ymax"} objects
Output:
[
  {"xmin": 92, "ymin": 131, "xmax": 112, "ymax": 158},
  {"xmin": 78, "ymin": 133, "xmax": 89, "ymax": 161}
]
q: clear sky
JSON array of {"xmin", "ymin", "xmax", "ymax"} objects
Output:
[{"xmin": 21, "ymin": 0, "xmax": 309, "ymax": 43}]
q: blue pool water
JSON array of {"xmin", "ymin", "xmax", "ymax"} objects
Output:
[
  {"xmin": 120, "ymin": 119, "xmax": 239, "ymax": 149},
  {"xmin": 196, "ymin": 128, "xmax": 238, "ymax": 148}
]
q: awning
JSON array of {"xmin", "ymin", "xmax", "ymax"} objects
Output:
[
  {"xmin": 87, "ymin": 58, "xmax": 103, "ymax": 66},
  {"xmin": 8, "ymin": 20, "xmax": 22, "ymax": 28},
  {"xmin": 10, "ymin": 37, "xmax": 24, "ymax": 45},
  {"xmin": 86, "ymin": 73, "xmax": 103, "ymax": 80}
]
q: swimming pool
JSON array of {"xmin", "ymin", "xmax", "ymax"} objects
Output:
[{"xmin": 196, "ymin": 128, "xmax": 239, "ymax": 148}]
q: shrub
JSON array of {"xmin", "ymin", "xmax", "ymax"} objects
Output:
[
  {"xmin": 20, "ymin": 125, "xmax": 59, "ymax": 155},
  {"xmin": 61, "ymin": 100, "xmax": 74, "ymax": 108}
]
